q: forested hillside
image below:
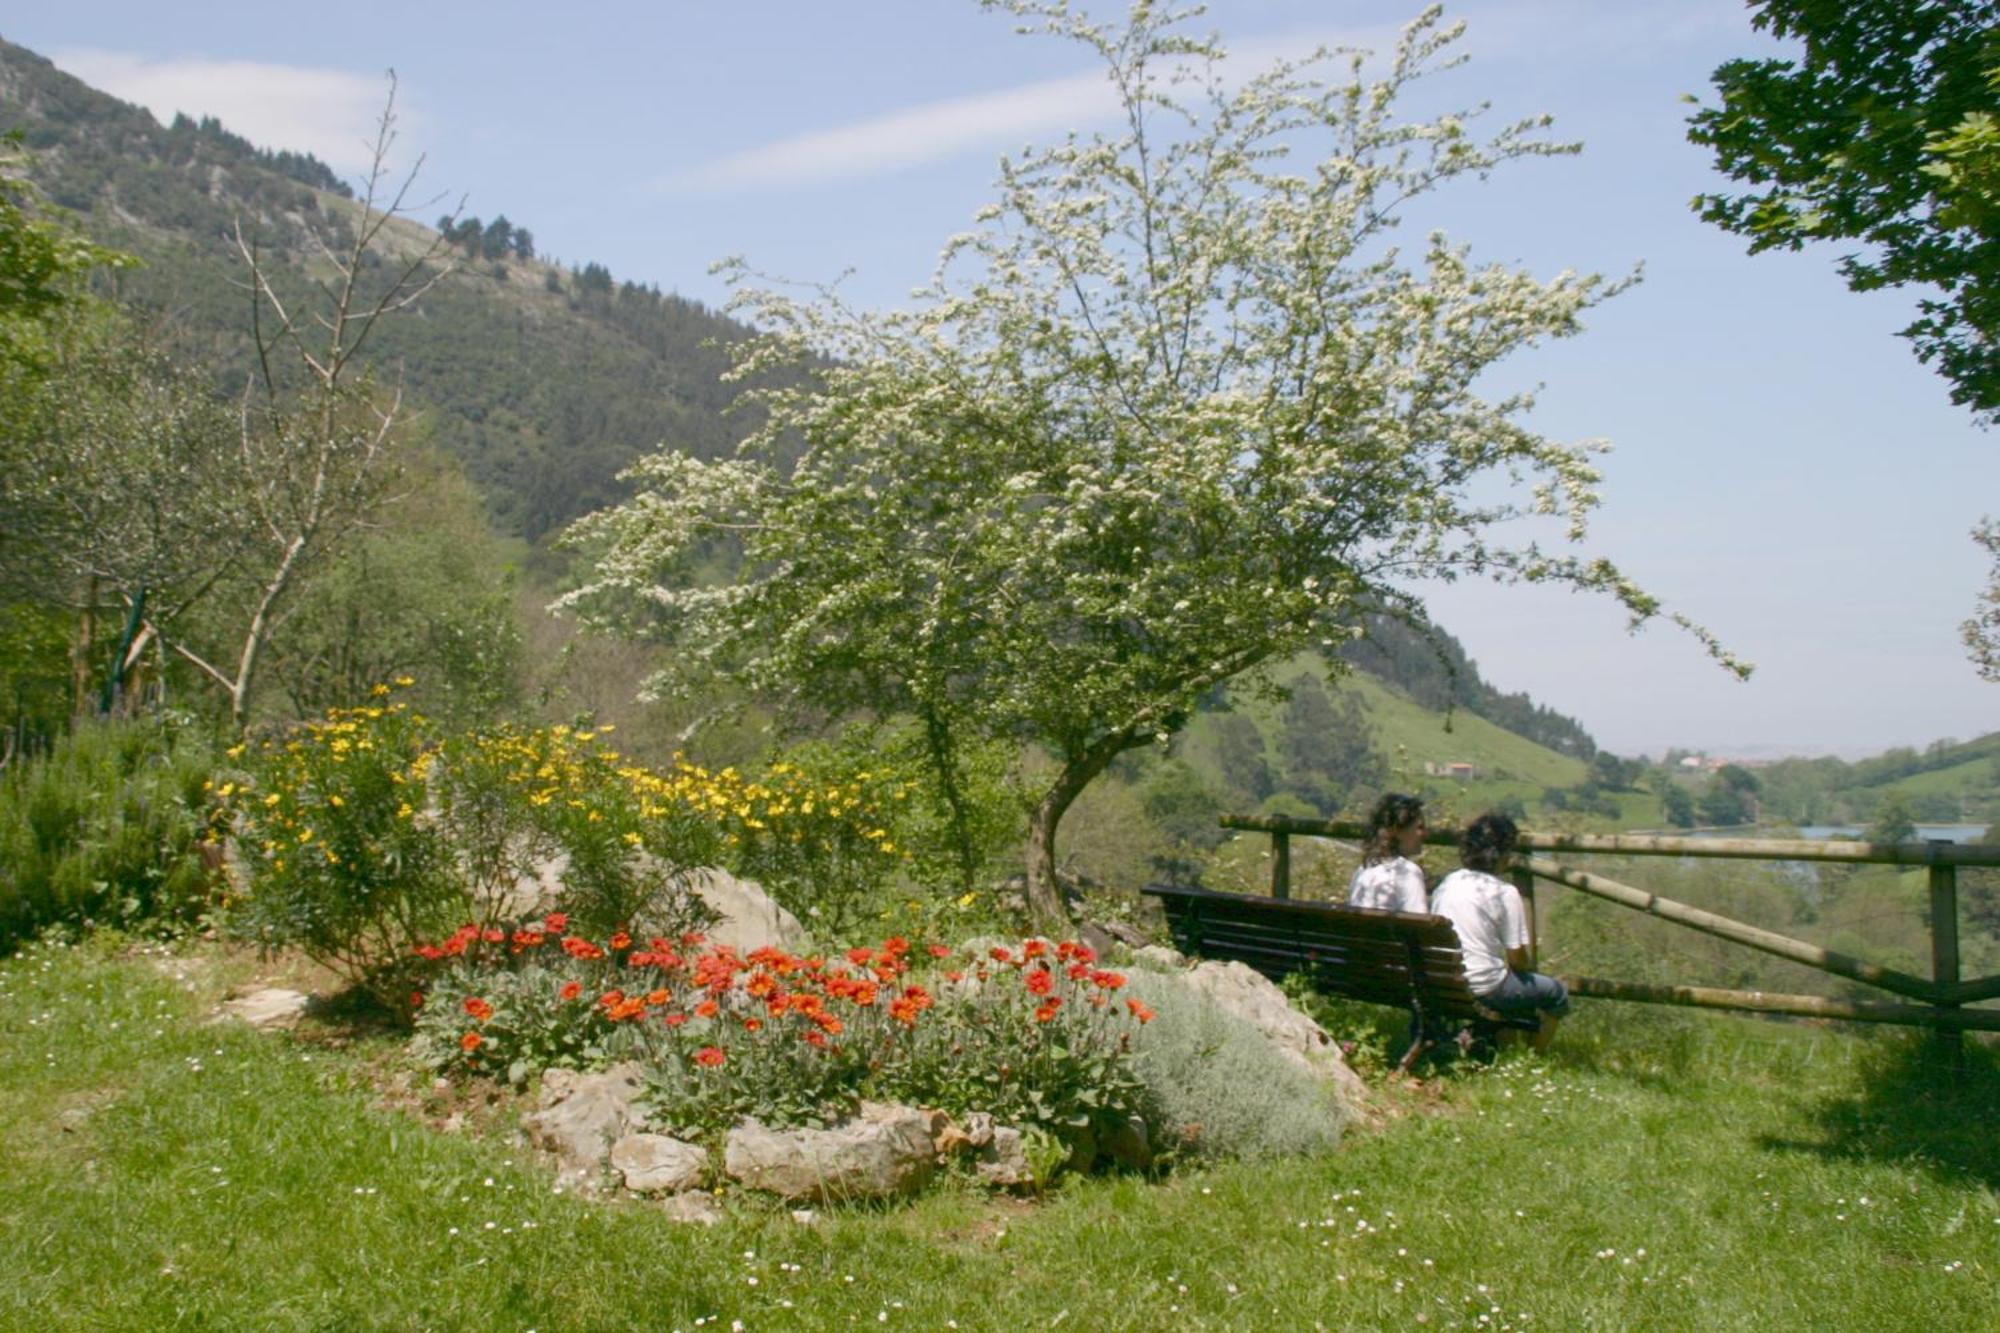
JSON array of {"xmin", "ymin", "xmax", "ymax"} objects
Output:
[{"xmin": 0, "ymin": 37, "xmax": 757, "ymax": 542}]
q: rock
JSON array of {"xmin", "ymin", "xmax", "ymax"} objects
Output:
[
  {"xmin": 789, "ymin": 1209, "xmax": 819, "ymax": 1226},
  {"xmin": 610, "ymin": 1132, "xmax": 708, "ymax": 1194},
  {"xmin": 974, "ymin": 1125, "xmax": 1032, "ymax": 1188},
  {"xmin": 684, "ymin": 866, "xmax": 811, "ymax": 955},
  {"xmin": 724, "ymin": 1102, "xmax": 936, "ymax": 1201},
  {"xmin": 1079, "ymin": 922, "xmax": 1116, "ymax": 959},
  {"xmin": 659, "ymin": 1192, "xmax": 724, "ymax": 1225},
  {"xmin": 213, "ymin": 987, "xmax": 311, "ymax": 1029},
  {"xmin": 1133, "ymin": 945, "xmax": 1187, "ymax": 971},
  {"xmin": 1101, "ymin": 1114, "xmax": 1152, "ymax": 1171},
  {"xmin": 521, "ymin": 1062, "xmax": 647, "ymax": 1189},
  {"xmin": 1179, "ymin": 960, "xmax": 1370, "ymax": 1108}
]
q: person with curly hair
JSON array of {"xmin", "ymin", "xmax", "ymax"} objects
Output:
[
  {"xmin": 1346, "ymin": 792, "xmax": 1430, "ymax": 914},
  {"xmin": 1430, "ymin": 811, "xmax": 1569, "ymax": 1049}
]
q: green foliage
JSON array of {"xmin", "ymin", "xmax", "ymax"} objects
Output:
[
  {"xmin": 1688, "ymin": 0, "xmax": 2000, "ymax": 419},
  {"xmin": 1866, "ymin": 792, "xmax": 1918, "ymax": 844},
  {"xmin": 1277, "ymin": 675, "xmax": 1387, "ymax": 817},
  {"xmin": 0, "ymin": 717, "xmax": 216, "ymax": 950},
  {"xmin": 0, "ymin": 131, "xmax": 134, "ymax": 365},
  {"xmin": 258, "ymin": 449, "xmax": 525, "ymax": 730},
  {"xmin": 1120, "ymin": 967, "xmax": 1348, "ymax": 1161},
  {"xmin": 564, "ymin": 6, "xmax": 1722, "ymax": 926}
]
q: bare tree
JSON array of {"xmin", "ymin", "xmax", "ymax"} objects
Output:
[{"xmin": 159, "ymin": 75, "xmax": 458, "ymax": 728}]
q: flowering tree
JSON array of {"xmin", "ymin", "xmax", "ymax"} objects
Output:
[{"xmin": 563, "ymin": 2, "xmax": 1742, "ymax": 929}]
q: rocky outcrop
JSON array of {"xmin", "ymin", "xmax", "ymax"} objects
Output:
[
  {"xmin": 1178, "ymin": 959, "xmax": 1370, "ymax": 1109},
  {"xmin": 521, "ymin": 1063, "xmax": 647, "ymax": 1189},
  {"xmin": 724, "ymin": 1102, "xmax": 936, "ymax": 1201},
  {"xmin": 610, "ymin": 1132, "xmax": 707, "ymax": 1194},
  {"xmin": 684, "ymin": 866, "xmax": 810, "ymax": 955}
]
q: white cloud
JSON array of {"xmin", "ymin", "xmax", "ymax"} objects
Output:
[
  {"xmin": 670, "ymin": 24, "xmax": 1394, "ymax": 194},
  {"xmin": 49, "ymin": 48, "xmax": 404, "ymax": 179}
]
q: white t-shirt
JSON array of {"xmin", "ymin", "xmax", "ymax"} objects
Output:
[
  {"xmin": 1346, "ymin": 856, "xmax": 1428, "ymax": 915},
  {"xmin": 1429, "ymin": 868, "xmax": 1529, "ymax": 996}
]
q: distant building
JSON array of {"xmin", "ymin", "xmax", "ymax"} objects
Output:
[{"xmin": 1423, "ymin": 761, "xmax": 1479, "ymax": 780}]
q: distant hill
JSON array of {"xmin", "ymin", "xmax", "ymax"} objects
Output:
[
  {"xmin": 0, "ymin": 36, "xmax": 762, "ymax": 543},
  {"xmin": 0, "ymin": 34, "xmax": 1611, "ymax": 766}
]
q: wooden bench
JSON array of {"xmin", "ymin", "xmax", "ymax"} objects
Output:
[{"xmin": 1141, "ymin": 882, "xmax": 1536, "ymax": 1070}]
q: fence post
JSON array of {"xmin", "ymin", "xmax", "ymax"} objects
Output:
[
  {"xmin": 1512, "ymin": 863, "xmax": 1538, "ymax": 966},
  {"xmin": 1271, "ymin": 830, "xmax": 1291, "ymax": 900},
  {"xmin": 1929, "ymin": 842, "xmax": 1963, "ymax": 1069}
]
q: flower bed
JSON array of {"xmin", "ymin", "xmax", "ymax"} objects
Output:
[{"xmin": 411, "ymin": 919, "xmax": 1155, "ymax": 1149}]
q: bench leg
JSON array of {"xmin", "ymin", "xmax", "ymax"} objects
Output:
[{"xmin": 1396, "ymin": 1034, "xmax": 1432, "ymax": 1073}]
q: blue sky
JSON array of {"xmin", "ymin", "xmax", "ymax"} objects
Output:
[{"xmin": 10, "ymin": 1, "xmax": 1994, "ymax": 758}]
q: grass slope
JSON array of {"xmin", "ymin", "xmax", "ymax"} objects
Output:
[{"xmin": 5, "ymin": 936, "xmax": 1996, "ymax": 1329}]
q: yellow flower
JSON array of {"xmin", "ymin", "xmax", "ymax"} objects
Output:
[
  {"xmin": 328, "ymin": 795, "xmax": 344, "ymax": 808},
  {"xmin": 264, "ymin": 793, "xmax": 281, "ymax": 807},
  {"xmin": 394, "ymin": 675, "xmax": 414, "ymax": 687},
  {"xmin": 225, "ymin": 743, "xmax": 246, "ymax": 760},
  {"xmin": 957, "ymin": 892, "xmax": 978, "ymax": 909},
  {"xmin": 396, "ymin": 803, "xmax": 414, "ymax": 820},
  {"xmin": 371, "ymin": 683, "xmax": 391, "ymax": 697},
  {"xmin": 622, "ymin": 831, "xmax": 643, "ymax": 847}
]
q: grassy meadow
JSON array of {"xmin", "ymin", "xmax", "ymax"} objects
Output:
[{"xmin": 4, "ymin": 932, "xmax": 1997, "ymax": 1331}]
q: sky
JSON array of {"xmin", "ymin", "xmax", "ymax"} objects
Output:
[{"xmin": 8, "ymin": 0, "xmax": 1994, "ymax": 760}]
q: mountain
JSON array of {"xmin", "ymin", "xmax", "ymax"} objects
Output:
[
  {"xmin": 0, "ymin": 35, "xmax": 1608, "ymax": 763},
  {"xmin": 0, "ymin": 36, "xmax": 760, "ymax": 543}
]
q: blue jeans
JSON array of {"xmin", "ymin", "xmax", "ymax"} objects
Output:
[{"xmin": 1481, "ymin": 969, "xmax": 1570, "ymax": 1018}]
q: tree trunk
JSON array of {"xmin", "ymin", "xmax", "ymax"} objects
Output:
[{"xmin": 1023, "ymin": 729, "xmax": 1139, "ymax": 934}]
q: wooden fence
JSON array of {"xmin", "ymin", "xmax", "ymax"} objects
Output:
[{"xmin": 1218, "ymin": 813, "xmax": 2000, "ymax": 1054}]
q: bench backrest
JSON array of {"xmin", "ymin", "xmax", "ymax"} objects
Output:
[{"xmin": 1141, "ymin": 882, "xmax": 1493, "ymax": 1024}]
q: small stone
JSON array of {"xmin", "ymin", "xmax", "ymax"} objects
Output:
[
  {"xmin": 213, "ymin": 988, "xmax": 311, "ymax": 1029},
  {"xmin": 610, "ymin": 1132, "xmax": 707, "ymax": 1194},
  {"xmin": 659, "ymin": 1191, "xmax": 724, "ymax": 1225}
]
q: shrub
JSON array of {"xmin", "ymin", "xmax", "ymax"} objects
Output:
[
  {"xmin": 221, "ymin": 689, "xmax": 457, "ymax": 1003},
  {"xmin": 0, "ymin": 716, "xmax": 217, "ymax": 951},
  {"xmin": 1119, "ymin": 967, "xmax": 1349, "ymax": 1160}
]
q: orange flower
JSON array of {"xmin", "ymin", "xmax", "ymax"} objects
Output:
[
  {"xmin": 482, "ymin": 928, "xmax": 505, "ymax": 944},
  {"xmin": 846, "ymin": 946, "xmax": 874, "ymax": 967},
  {"xmin": 1022, "ymin": 939, "xmax": 1047, "ymax": 960},
  {"xmin": 743, "ymin": 1017, "xmax": 763, "ymax": 1032},
  {"xmin": 561, "ymin": 937, "xmax": 604, "ymax": 961},
  {"xmin": 693, "ymin": 1046, "xmax": 726, "ymax": 1068},
  {"xmin": 1033, "ymin": 1000, "xmax": 1060, "ymax": 1024},
  {"xmin": 609, "ymin": 930, "xmax": 633, "ymax": 951},
  {"xmin": 663, "ymin": 1012, "xmax": 688, "ymax": 1027},
  {"xmin": 463, "ymin": 996, "xmax": 493, "ymax": 1022},
  {"xmin": 460, "ymin": 1031, "xmax": 484, "ymax": 1052},
  {"xmin": 1093, "ymin": 970, "xmax": 1126, "ymax": 990},
  {"xmin": 881, "ymin": 936, "xmax": 910, "ymax": 957},
  {"xmin": 511, "ymin": 930, "xmax": 545, "ymax": 951},
  {"xmin": 559, "ymin": 981, "xmax": 582, "ymax": 1002},
  {"xmin": 1024, "ymin": 966, "xmax": 1054, "ymax": 997},
  {"xmin": 646, "ymin": 988, "xmax": 671, "ymax": 1006},
  {"xmin": 694, "ymin": 999, "xmax": 720, "ymax": 1019},
  {"xmin": 1126, "ymin": 998, "xmax": 1155, "ymax": 1024},
  {"xmin": 802, "ymin": 1030, "xmax": 828, "ymax": 1049},
  {"xmin": 989, "ymin": 946, "xmax": 1012, "ymax": 964},
  {"xmin": 927, "ymin": 942, "xmax": 951, "ymax": 958},
  {"xmin": 544, "ymin": 912, "xmax": 568, "ymax": 934}
]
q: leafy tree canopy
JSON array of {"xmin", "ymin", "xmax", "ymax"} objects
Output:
[
  {"xmin": 565, "ymin": 2, "xmax": 1743, "ymax": 926},
  {"xmin": 1687, "ymin": 0, "xmax": 2000, "ymax": 420}
]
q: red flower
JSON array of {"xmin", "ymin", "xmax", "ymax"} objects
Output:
[
  {"xmin": 544, "ymin": 912, "xmax": 568, "ymax": 934},
  {"xmin": 482, "ymin": 928, "xmax": 505, "ymax": 944},
  {"xmin": 598, "ymin": 988, "xmax": 626, "ymax": 1008},
  {"xmin": 680, "ymin": 931, "xmax": 705, "ymax": 947},
  {"xmin": 846, "ymin": 946, "xmax": 874, "ymax": 967},
  {"xmin": 460, "ymin": 1031, "xmax": 484, "ymax": 1052},
  {"xmin": 882, "ymin": 936, "xmax": 910, "ymax": 957},
  {"xmin": 851, "ymin": 981, "xmax": 880, "ymax": 1006},
  {"xmin": 559, "ymin": 981, "xmax": 581, "ymax": 1002},
  {"xmin": 743, "ymin": 1017, "xmax": 763, "ymax": 1032},
  {"xmin": 1022, "ymin": 939, "xmax": 1047, "ymax": 960},
  {"xmin": 646, "ymin": 988, "xmax": 671, "ymax": 1007},
  {"xmin": 1126, "ymin": 998, "xmax": 1155, "ymax": 1024},
  {"xmin": 410, "ymin": 991, "xmax": 424, "ymax": 1010},
  {"xmin": 511, "ymin": 930, "xmax": 545, "ymax": 951},
  {"xmin": 561, "ymin": 937, "xmax": 604, "ymax": 961},
  {"xmin": 1024, "ymin": 966, "xmax": 1055, "ymax": 997},
  {"xmin": 694, "ymin": 999, "xmax": 719, "ymax": 1019},
  {"xmin": 1093, "ymin": 970, "xmax": 1126, "ymax": 990},
  {"xmin": 414, "ymin": 944, "xmax": 444, "ymax": 961},
  {"xmin": 927, "ymin": 942, "xmax": 951, "ymax": 958},
  {"xmin": 693, "ymin": 1046, "xmax": 726, "ymax": 1068},
  {"xmin": 463, "ymin": 996, "xmax": 493, "ymax": 1022},
  {"xmin": 989, "ymin": 946, "xmax": 1012, "ymax": 964},
  {"xmin": 1033, "ymin": 1000, "xmax": 1061, "ymax": 1024},
  {"xmin": 609, "ymin": 930, "xmax": 632, "ymax": 951},
  {"xmin": 1067, "ymin": 962, "xmax": 1092, "ymax": 981},
  {"xmin": 944, "ymin": 970, "xmax": 965, "ymax": 983},
  {"xmin": 663, "ymin": 1012, "xmax": 688, "ymax": 1027},
  {"xmin": 802, "ymin": 1030, "xmax": 828, "ymax": 1049}
]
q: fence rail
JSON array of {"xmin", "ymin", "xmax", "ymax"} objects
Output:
[{"xmin": 1216, "ymin": 813, "xmax": 2000, "ymax": 1055}]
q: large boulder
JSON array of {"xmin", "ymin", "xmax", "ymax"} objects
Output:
[
  {"xmin": 1178, "ymin": 960, "xmax": 1370, "ymax": 1108},
  {"xmin": 610, "ymin": 1132, "xmax": 708, "ymax": 1194},
  {"xmin": 522, "ymin": 1063, "xmax": 647, "ymax": 1189},
  {"xmin": 684, "ymin": 866, "xmax": 810, "ymax": 955},
  {"xmin": 974, "ymin": 1125, "xmax": 1033, "ymax": 1189},
  {"xmin": 724, "ymin": 1102, "xmax": 936, "ymax": 1201}
]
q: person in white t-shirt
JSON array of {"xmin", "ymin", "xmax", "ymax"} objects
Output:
[
  {"xmin": 1346, "ymin": 793, "xmax": 1429, "ymax": 914},
  {"xmin": 1430, "ymin": 812, "xmax": 1569, "ymax": 1050}
]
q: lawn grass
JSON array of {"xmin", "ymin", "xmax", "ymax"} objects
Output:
[{"xmin": 4, "ymin": 935, "xmax": 1998, "ymax": 1330}]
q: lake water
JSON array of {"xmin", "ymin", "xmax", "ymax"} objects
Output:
[{"xmin": 1795, "ymin": 824, "xmax": 1991, "ymax": 844}]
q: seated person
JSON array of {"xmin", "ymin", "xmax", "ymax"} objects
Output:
[
  {"xmin": 1429, "ymin": 812, "xmax": 1569, "ymax": 1049},
  {"xmin": 1346, "ymin": 792, "xmax": 1430, "ymax": 914}
]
